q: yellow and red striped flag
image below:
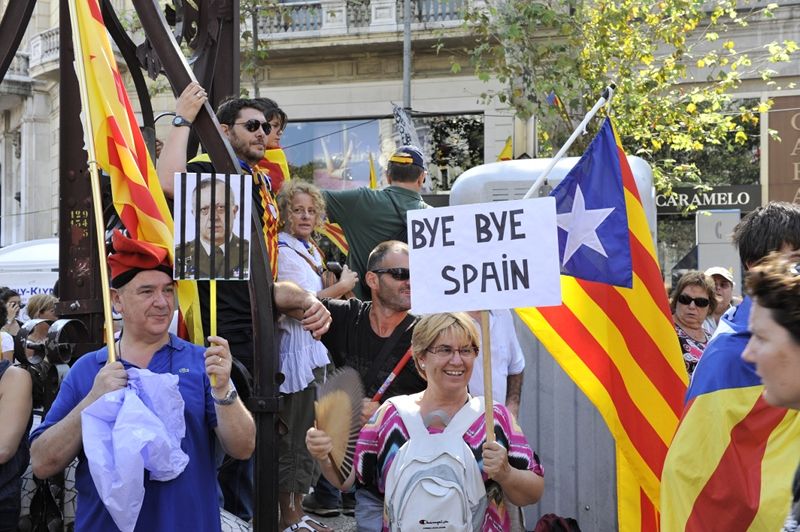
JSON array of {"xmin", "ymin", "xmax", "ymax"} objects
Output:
[
  {"xmin": 71, "ymin": 0, "xmax": 203, "ymax": 343},
  {"xmin": 259, "ymin": 147, "xmax": 291, "ymax": 194},
  {"xmin": 318, "ymin": 221, "xmax": 349, "ymax": 256},
  {"xmin": 516, "ymin": 119, "xmax": 687, "ymax": 530}
]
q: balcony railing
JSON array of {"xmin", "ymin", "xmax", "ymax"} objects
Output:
[
  {"xmin": 261, "ymin": 2, "xmax": 324, "ymax": 34},
  {"xmin": 397, "ymin": 0, "xmax": 466, "ymax": 23},
  {"xmin": 0, "ymin": 51, "xmax": 32, "ymax": 101},
  {"xmin": 259, "ymin": 0, "xmax": 471, "ymax": 39},
  {"xmin": 29, "ymin": 27, "xmax": 60, "ymax": 72}
]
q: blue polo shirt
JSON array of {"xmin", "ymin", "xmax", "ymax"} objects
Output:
[{"xmin": 31, "ymin": 334, "xmax": 221, "ymax": 532}]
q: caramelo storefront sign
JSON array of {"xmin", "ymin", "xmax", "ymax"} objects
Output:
[{"xmin": 656, "ymin": 185, "xmax": 761, "ymax": 214}]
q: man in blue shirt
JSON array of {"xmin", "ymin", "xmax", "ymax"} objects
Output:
[{"xmin": 29, "ymin": 231, "xmax": 330, "ymax": 531}]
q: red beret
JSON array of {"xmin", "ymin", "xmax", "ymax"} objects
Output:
[{"xmin": 108, "ymin": 230, "xmax": 172, "ymax": 288}]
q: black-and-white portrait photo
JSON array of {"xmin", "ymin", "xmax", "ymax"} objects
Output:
[{"xmin": 174, "ymin": 173, "xmax": 252, "ymax": 280}]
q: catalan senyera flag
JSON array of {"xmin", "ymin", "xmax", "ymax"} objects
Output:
[
  {"xmin": 319, "ymin": 221, "xmax": 349, "ymax": 256},
  {"xmin": 259, "ymin": 147, "xmax": 290, "ymax": 193},
  {"xmin": 71, "ymin": 0, "xmax": 203, "ymax": 343},
  {"xmin": 516, "ymin": 118, "xmax": 687, "ymax": 530},
  {"xmin": 661, "ymin": 297, "xmax": 800, "ymax": 531}
]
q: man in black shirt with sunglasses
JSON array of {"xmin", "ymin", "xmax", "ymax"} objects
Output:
[{"xmin": 303, "ymin": 240, "xmax": 426, "ymax": 524}]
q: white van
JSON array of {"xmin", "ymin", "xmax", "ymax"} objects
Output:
[{"xmin": 0, "ymin": 238, "xmax": 59, "ymax": 307}]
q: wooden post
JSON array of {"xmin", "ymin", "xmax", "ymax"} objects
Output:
[{"xmin": 480, "ymin": 310, "xmax": 494, "ymax": 442}]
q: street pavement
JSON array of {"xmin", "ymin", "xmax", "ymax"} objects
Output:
[{"xmin": 315, "ymin": 512, "xmax": 357, "ymax": 531}]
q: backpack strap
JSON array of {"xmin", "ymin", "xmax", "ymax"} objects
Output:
[
  {"xmin": 444, "ymin": 396, "xmax": 485, "ymax": 437},
  {"xmin": 388, "ymin": 394, "xmax": 486, "ymax": 440},
  {"xmin": 387, "ymin": 394, "xmax": 429, "ymax": 440}
]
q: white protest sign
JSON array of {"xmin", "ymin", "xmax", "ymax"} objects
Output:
[{"xmin": 408, "ymin": 197, "xmax": 561, "ymax": 313}]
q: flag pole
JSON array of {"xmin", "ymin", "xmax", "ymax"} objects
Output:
[
  {"xmin": 67, "ymin": 0, "xmax": 117, "ymax": 363},
  {"xmin": 522, "ymin": 83, "xmax": 616, "ymax": 200},
  {"xmin": 480, "ymin": 310, "xmax": 494, "ymax": 443}
]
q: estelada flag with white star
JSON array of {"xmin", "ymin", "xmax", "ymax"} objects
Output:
[{"xmin": 516, "ymin": 118, "xmax": 686, "ymax": 531}]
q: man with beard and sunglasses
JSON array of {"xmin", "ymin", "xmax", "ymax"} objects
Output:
[
  {"xmin": 302, "ymin": 240, "xmax": 426, "ymax": 529},
  {"xmin": 157, "ymin": 83, "xmax": 331, "ymax": 522}
]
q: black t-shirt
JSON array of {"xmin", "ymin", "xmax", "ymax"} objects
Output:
[{"xmin": 321, "ymin": 298, "xmax": 426, "ymax": 400}]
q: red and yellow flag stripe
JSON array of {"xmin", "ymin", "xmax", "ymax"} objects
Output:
[{"xmin": 72, "ymin": 0, "xmax": 203, "ymax": 343}]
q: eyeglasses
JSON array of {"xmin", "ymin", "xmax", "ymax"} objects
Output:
[
  {"xmin": 426, "ymin": 345, "xmax": 479, "ymax": 359},
  {"xmin": 291, "ymin": 207, "xmax": 318, "ymax": 217},
  {"xmin": 370, "ymin": 268, "xmax": 410, "ymax": 281},
  {"xmin": 677, "ymin": 294, "xmax": 710, "ymax": 308},
  {"xmin": 199, "ymin": 204, "xmax": 229, "ymax": 217},
  {"xmin": 231, "ymin": 119, "xmax": 271, "ymax": 135}
]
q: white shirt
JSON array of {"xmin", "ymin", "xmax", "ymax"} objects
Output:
[
  {"xmin": 1, "ymin": 331, "xmax": 13, "ymax": 354},
  {"xmin": 467, "ymin": 309, "xmax": 525, "ymax": 405},
  {"xmin": 276, "ymin": 232, "xmax": 330, "ymax": 393}
]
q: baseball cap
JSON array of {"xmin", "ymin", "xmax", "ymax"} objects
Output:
[
  {"xmin": 704, "ymin": 266, "xmax": 734, "ymax": 285},
  {"xmin": 388, "ymin": 145, "xmax": 426, "ymax": 170}
]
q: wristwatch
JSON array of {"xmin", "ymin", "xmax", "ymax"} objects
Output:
[
  {"xmin": 212, "ymin": 385, "xmax": 238, "ymax": 406},
  {"xmin": 172, "ymin": 115, "xmax": 192, "ymax": 127}
]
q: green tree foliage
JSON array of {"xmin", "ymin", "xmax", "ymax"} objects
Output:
[{"xmin": 458, "ymin": 0, "xmax": 797, "ymax": 190}]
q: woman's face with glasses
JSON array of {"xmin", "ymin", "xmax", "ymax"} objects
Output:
[
  {"xmin": 287, "ymin": 192, "xmax": 318, "ymax": 240},
  {"xmin": 420, "ymin": 329, "xmax": 476, "ymax": 393},
  {"xmin": 674, "ymin": 284, "xmax": 711, "ymax": 328}
]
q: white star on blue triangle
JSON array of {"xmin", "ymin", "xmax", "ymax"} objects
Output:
[
  {"xmin": 557, "ymin": 185, "xmax": 614, "ymax": 266},
  {"xmin": 549, "ymin": 119, "xmax": 633, "ymax": 288}
]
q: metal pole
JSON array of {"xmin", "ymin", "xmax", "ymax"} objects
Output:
[
  {"xmin": 523, "ymin": 83, "xmax": 616, "ymax": 199},
  {"xmin": 252, "ymin": 8, "xmax": 260, "ymax": 98},
  {"xmin": 402, "ymin": 0, "xmax": 411, "ymax": 109}
]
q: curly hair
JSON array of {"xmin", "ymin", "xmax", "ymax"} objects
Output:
[
  {"xmin": 745, "ymin": 251, "xmax": 800, "ymax": 344},
  {"xmin": 669, "ymin": 270, "xmax": 717, "ymax": 315},
  {"xmin": 276, "ymin": 180, "xmax": 326, "ymax": 235},
  {"xmin": 411, "ymin": 312, "xmax": 480, "ymax": 381}
]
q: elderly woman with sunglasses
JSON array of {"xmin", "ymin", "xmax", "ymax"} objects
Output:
[
  {"xmin": 307, "ymin": 312, "xmax": 544, "ymax": 531},
  {"xmin": 670, "ymin": 271, "xmax": 717, "ymax": 377},
  {"xmin": 741, "ymin": 251, "xmax": 800, "ymax": 531}
]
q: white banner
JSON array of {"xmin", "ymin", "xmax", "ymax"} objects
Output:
[{"xmin": 408, "ymin": 197, "xmax": 561, "ymax": 313}]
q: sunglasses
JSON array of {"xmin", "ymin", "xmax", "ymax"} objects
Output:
[
  {"xmin": 370, "ymin": 268, "xmax": 410, "ymax": 281},
  {"xmin": 677, "ymin": 294, "xmax": 710, "ymax": 308},
  {"xmin": 231, "ymin": 119, "xmax": 271, "ymax": 135}
]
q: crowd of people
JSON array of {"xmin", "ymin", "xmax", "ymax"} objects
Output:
[{"xmin": 1, "ymin": 79, "xmax": 799, "ymax": 532}]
